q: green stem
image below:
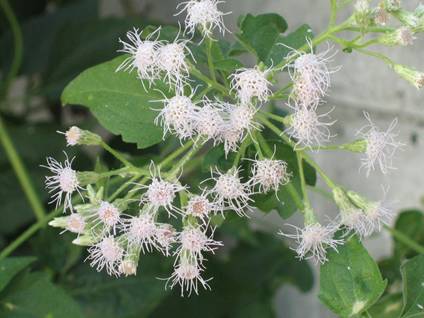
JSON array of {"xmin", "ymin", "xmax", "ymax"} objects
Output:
[
  {"xmin": 384, "ymin": 225, "xmax": 424, "ymax": 254},
  {"xmin": 233, "ymin": 136, "xmax": 251, "ymax": 166},
  {"xmin": 0, "ymin": 117, "xmax": 47, "ymax": 221},
  {"xmin": 206, "ymin": 37, "xmax": 217, "ymax": 82},
  {"xmin": 188, "ymin": 62, "xmax": 229, "ymax": 96},
  {"xmin": 0, "ymin": 0, "xmax": 23, "ymax": 99},
  {"xmin": 0, "ymin": 209, "xmax": 62, "ymax": 260},
  {"xmin": 297, "ymin": 152, "xmax": 311, "ymax": 209},
  {"xmin": 302, "ymin": 154, "xmax": 337, "ymax": 189},
  {"xmin": 100, "ymin": 141, "xmax": 133, "ymax": 167},
  {"xmin": 329, "ymin": 0, "xmax": 338, "ymax": 26},
  {"xmin": 160, "ymin": 139, "xmax": 195, "ymax": 169},
  {"xmin": 167, "ymin": 139, "xmax": 202, "ymax": 179}
]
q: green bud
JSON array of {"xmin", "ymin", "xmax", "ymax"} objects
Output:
[
  {"xmin": 354, "ymin": 0, "xmax": 373, "ymax": 30},
  {"xmin": 340, "ymin": 139, "xmax": 368, "ymax": 153},
  {"xmin": 378, "ymin": 27, "xmax": 415, "ymax": 46},
  {"xmin": 346, "ymin": 190, "xmax": 370, "ymax": 210},
  {"xmin": 77, "ymin": 171, "xmax": 101, "ymax": 186},
  {"xmin": 73, "ymin": 234, "xmax": 98, "ymax": 246},
  {"xmin": 392, "ymin": 64, "xmax": 424, "ymax": 89},
  {"xmin": 383, "ymin": 0, "xmax": 401, "ymax": 12},
  {"xmin": 391, "ymin": 9, "xmax": 419, "ymax": 27},
  {"xmin": 120, "ymin": 245, "xmax": 141, "ymax": 276},
  {"xmin": 332, "ymin": 187, "xmax": 352, "ymax": 211},
  {"xmin": 303, "ymin": 207, "xmax": 317, "ymax": 226},
  {"xmin": 48, "ymin": 216, "xmax": 69, "ymax": 229},
  {"xmin": 64, "ymin": 126, "xmax": 102, "ymax": 146}
]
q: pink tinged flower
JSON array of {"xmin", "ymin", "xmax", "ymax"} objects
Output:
[
  {"xmin": 356, "ymin": 112, "xmax": 402, "ymax": 176},
  {"xmin": 95, "ymin": 201, "xmax": 122, "ymax": 234},
  {"xmin": 154, "ymin": 94, "xmax": 197, "ymax": 141},
  {"xmin": 176, "ymin": 0, "xmax": 229, "ymax": 39},
  {"xmin": 209, "ymin": 167, "xmax": 253, "ymax": 217},
  {"xmin": 251, "ymin": 158, "xmax": 291, "ymax": 193},
  {"xmin": 155, "ymin": 223, "xmax": 177, "ymax": 256},
  {"xmin": 116, "ymin": 27, "xmax": 162, "ymax": 89},
  {"xmin": 186, "ymin": 194, "xmax": 215, "ymax": 223},
  {"xmin": 87, "ymin": 236, "xmax": 124, "ymax": 277},
  {"xmin": 230, "ymin": 67, "xmax": 271, "ymax": 104},
  {"xmin": 285, "ymin": 106, "xmax": 335, "ymax": 149},
  {"xmin": 66, "ymin": 213, "xmax": 86, "ymax": 234},
  {"xmin": 167, "ymin": 254, "xmax": 211, "ymax": 296},
  {"xmin": 58, "ymin": 126, "xmax": 81, "ymax": 146},
  {"xmin": 42, "ymin": 153, "xmax": 82, "ymax": 213},
  {"xmin": 125, "ymin": 213, "xmax": 159, "ymax": 253},
  {"xmin": 176, "ymin": 225, "xmax": 222, "ymax": 260},
  {"xmin": 221, "ymin": 127, "xmax": 244, "ymax": 156},
  {"xmin": 193, "ymin": 99, "xmax": 225, "ymax": 143}
]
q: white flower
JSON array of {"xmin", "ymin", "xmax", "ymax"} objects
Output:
[
  {"xmin": 157, "ymin": 33, "xmax": 192, "ymax": 89},
  {"xmin": 280, "ymin": 222, "xmax": 342, "ymax": 264},
  {"xmin": 225, "ymin": 103, "xmax": 260, "ymax": 134},
  {"xmin": 58, "ymin": 126, "xmax": 81, "ymax": 146},
  {"xmin": 176, "ymin": 0, "xmax": 229, "ymax": 39},
  {"xmin": 155, "ymin": 223, "xmax": 177, "ymax": 255},
  {"xmin": 139, "ymin": 163, "xmax": 186, "ymax": 216},
  {"xmin": 117, "ymin": 27, "xmax": 162, "ymax": 89},
  {"xmin": 285, "ymin": 106, "xmax": 335, "ymax": 149},
  {"xmin": 125, "ymin": 212, "xmax": 159, "ymax": 253},
  {"xmin": 221, "ymin": 127, "xmax": 244, "ymax": 156},
  {"xmin": 42, "ymin": 153, "xmax": 82, "ymax": 213},
  {"xmin": 356, "ymin": 112, "xmax": 402, "ymax": 176},
  {"xmin": 339, "ymin": 208, "xmax": 369, "ymax": 238},
  {"xmin": 119, "ymin": 259, "xmax": 138, "ymax": 276},
  {"xmin": 94, "ymin": 201, "xmax": 122, "ymax": 234},
  {"xmin": 397, "ymin": 27, "xmax": 415, "ymax": 46},
  {"xmin": 154, "ymin": 92, "xmax": 197, "ymax": 140},
  {"xmin": 208, "ymin": 167, "xmax": 253, "ymax": 217},
  {"xmin": 87, "ymin": 236, "xmax": 124, "ymax": 276},
  {"xmin": 251, "ymin": 158, "xmax": 291, "ymax": 193},
  {"xmin": 186, "ymin": 193, "xmax": 215, "ymax": 223},
  {"xmin": 65, "ymin": 213, "xmax": 86, "ymax": 234},
  {"xmin": 230, "ymin": 67, "xmax": 271, "ymax": 104},
  {"xmin": 167, "ymin": 254, "xmax": 210, "ymax": 296},
  {"xmin": 176, "ymin": 225, "xmax": 222, "ymax": 260},
  {"xmin": 286, "ymin": 42, "xmax": 338, "ymax": 107},
  {"xmin": 193, "ymin": 98, "xmax": 225, "ymax": 143}
]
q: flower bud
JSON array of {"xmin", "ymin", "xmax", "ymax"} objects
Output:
[
  {"xmin": 120, "ymin": 245, "xmax": 140, "ymax": 276},
  {"xmin": 383, "ymin": 0, "xmax": 400, "ymax": 12},
  {"xmin": 73, "ymin": 234, "xmax": 98, "ymax": 246},
  {"xmin": 354, "ymin": 0, "xmax": 373, "ymax": 29},
  {"xmin": 378, "ymin": 27, "xmax": 415, "ymax": 46},
  {"xmin": 391, "ymin": 9, "xmax": 419, "ymax": 28},
  {"xmin": 392, "ymin": 64, "xmax": 424, "ymax": 89},
  {"xmin": 62, "ymin": 126, "xmax": 102, "ymax": 146},
  {"xmin": 373, "ymin": 6, "xmax": 389, "ymax": 25}
]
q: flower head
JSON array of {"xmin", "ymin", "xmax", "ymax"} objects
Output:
[
  {"xmin": 42, "ymin": 153, "xmax": 82, "ymax": 212},
  {"xmin": 230, "ymin": 67, "xmax": 271, "ymax": 104},
  {"xmin": 61, "ymin": 126, "xmax": 81, "ymax": 146},
  {"xmin": 287, "ymin": 42, "xmax": 338, "ymax": 107},
  {"xmin": 176, "ymin": 225, "xmax": 222, "ymax": 260},
  {"xmin": 251, "ymin": 158, "xmax": 291, "ymax": 193},
  {"xmin": 94, "ymin": 201, "xmax": 122, "ymax": 234},
  {"xmin": 285, "ymin": 106, "xmax": 335, "ymax": 149},
  {"xmin": 193, "ymin": 98, "xmax": 225, "ymax": 143},
  {"xmin": 87, "ymin": 236, "xmax": 124, "ymax": 276},
  {"xmin": 124, "ymin": 212, "xmax": 159, "ymax": 253},
  {"xmin": 117, "ymin": 27, "xmax": 162, "ymax": 89},
  {"xmin": 356, "ymin": 112, "xmax": 402, "ymax": 176},
  {"xmin": 176, "ymin": 0, "xmax": 229, "ymax": 39},
  {"xmin": 155, "ymin": 223, "xmax": 177, "ymax": 255},
  {"xmin": 186, "ymin": 193, "xmax": 215, "ymax": 223},
  {"xmin": 208, "ymin": 167, "xmax": 253, "ymax": 217},
  {"xmin": 66, "ymin": 213, "xmax": 86, "ymax": 234},
  {"xmin": 280, "ymin": 222, "xmax": 342, "ymax": 264},
  {"xmin": 154, "ymin": 92, "xmax": 197, "ymax": 140}
]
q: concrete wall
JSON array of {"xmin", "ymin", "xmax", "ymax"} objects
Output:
[{"xmin": 103, "ymin": 1, "xmax": 424, "ymax": 317}]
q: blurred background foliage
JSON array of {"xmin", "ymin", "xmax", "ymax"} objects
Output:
[{"xmin": 0, "ymin": 1, "xmax": 423, "ymax": 317}]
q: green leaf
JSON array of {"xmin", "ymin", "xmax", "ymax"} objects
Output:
[
  {"xmin": 319, "ymin": 236, "xmax": 387, "ymax": 318},
  {"xmin": 0, "ymin": 272, "xmax": 84, "ymax": 318},
  {"xmin": 393, "ymin": 210, "xmax": 424, "ymax": 259},
  {"xmin": 214, "ymin": 58, "xmax": 244, "ymax": 73},
  {"xmin": 367, "ymin": 293, "xmax": 403, "ymax": 318},
  {"xmin": 62, "ymin": 55, "xmax": 164, "ymax": 149},
  {"xmin": 399, "ymin": 254, "xmax": 424, "ymax": 318},
  {"xmin": 0, "ymin": 257, "xmax": 35, "ymax": 292}
]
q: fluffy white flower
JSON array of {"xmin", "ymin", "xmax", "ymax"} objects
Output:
[
  {"xmin": 154, "ymin": 92, "xmax": 197, "ymax": 140},
  {"xmin": 139, "ymin": 163, "xmax": 186, "ymax": 216},
  {"xmin": 167, "ymin": 254, "xmax": 210, "ymax": 296},
  {"xmin": 285, "ymin": 106, "xmax": 335, "ymax": 149},
  {"xmin": 155, "ymin": 223, "xmax": 177, "ymax": 255},
  {"xmin": 176, "ymin": 0, "xmax": 229, "ymax": 39},
  {"xmin": 87, "ymin": 236, "xmax": 124, "ymax": 276},
  {"xmin": 356, "ymin": 112, "xmax": 402, "ymax": 176},
  {"xmin": 193, "ymin": 98, "xmax": 225, "ymax": 143},
  {"xmin": 221, "ymin": 126, "xmax": 244, "ymax": 156},
  {"xmin": 208, "ymin": 167, "xmax": 253, "ymax": 217},
  {"xmin": 42, "ymin": 153, "xmax": 82, "ymax": 213},
  {"xmin": 157, "ymin": 33, "xmax": 193, "ymax": 89},
  {"xmin": 125, "ymin": 212, "xmax": 159, "ymax": 253},
  {"xmin": 251, "ymin": 158, "xmax": 291, "ymax": 193},
  {"xmin": 65, "ymin": 213, "xmax": 86, "ymax": 234},
  {"xmin": 280, "ymin": 222, "xmax": 343, "ymax": 264},
  {"xmin": 186, "ymin": 193, "xmax": 215, "ymax": 223},
  {"xmin": 94, "ymin": 201, "xmax": 122, "ymax": 234},
  {"xmin": 225, "ymin": 103, "xmax": 260, "ymax": 134},
  {"xmin": 286, "ymin": 42, "xmax": 338, "ymax": 107},
  {"xmin": 117, "ymin": 27, "xmax": 162, "ymax": 89},
  {"xmin": 339, "ymin": 208, "xmax": 369, "ymax": 238},
  {"xmin": 397, "ymin": 27, "xmax": 415, "ymax": 46},
  {"xmin": 230, "ymin": 67, "xmax": 271, "ymax": 104},
  {"xmin": 176, "ymin": 225, "xmax": 222, "ymax": 260},
  {"xmin": 58, "ymin": 126, "xmax": 81, "ymax": 146}
]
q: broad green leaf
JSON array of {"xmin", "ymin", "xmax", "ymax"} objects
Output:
[
  {"xmin": 399, "ymin": 254, "xmax": 424, "ymax": 318},
  {"xmin": 151, "ymin": 232, "xmax": 313, "ymax": 318},
  {"xmin": 0, "ymin": 257, "xmax": 35, "ymax": 292},
  {"xmin": 394, "ymin": 210, "xmax": 424, "ymax": 259},
  {"xmin": 0, "ymin": 272, "xmax": 83, "ymax": 318},
  {"xmin": 319, "ymin": 236, "xmax": 387, "ymax": 318},
  {"xmin": 62, "ymin": 55, "xmax": 164, "ymax": 149},
  {"xmin": 367, "ymin": 293, "xmax": 403, "ymax": 318}
]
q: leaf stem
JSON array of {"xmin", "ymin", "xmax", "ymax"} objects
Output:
[
  {"xmin": 384, "ymin": 225, "xmax": 424, "ymax": 255},
  {"xmin": 100, "ymin": 141, "xmax": 134, "ymax": 167},
  {"xmin": 0, "ymin": 117, "xmax": 47, "ymax": 221},
  {"xmin": 188, "ymin": 61, "xmax": 229, "ymax": 96},
  {"xmin": 206, "ymin": 37, "xmax": 217, "ymax": 82},
  {"xmin": 297, "ymin": 152, "xmax": 311, "ymax": 209}
]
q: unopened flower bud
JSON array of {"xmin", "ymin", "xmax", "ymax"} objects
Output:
[
  {"xmin": 392, "ymin": 64, "xmax": 424, "ymax": 89},
  {"xmin": 374, "ymin": 6, "xmax": 389, "ymax": 25},
  {"xmin": 391, "ymin": 9, "xmax": 419, "ymax": 28},
  {"xmin": 378, "ymin": 27, "xmax": 415, "ymax": 46},
  {"xmin": 59, "ymin": 126, "xmax": 102, "ymax": 146},
  {"xmin": 383, "ymin": 0, "xmax": 401, "ymax": 12},
  {"xmin": 72, "ymin": 234, "xmax": 98, "ymax": 246}
]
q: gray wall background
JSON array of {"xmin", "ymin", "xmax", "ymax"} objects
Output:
[{"xmin": 102, "ymin": 1, "xmax": 424, "ymax": 317}]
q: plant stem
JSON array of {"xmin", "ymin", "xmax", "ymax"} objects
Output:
[
  {"xmin": 0, "ymin": 0, "xmax": 23, "ymax": 99},
  {"xmin": 384, "ymin": 225, "xmax": 424, "ymax": 255},
  {"xmin": 297, "ymin": 152, "xmax": 311, "ymax": 209},
  {"xmin": 0, "ymin": 117, "xmax": 47, "ymax": 221},
  {"xmin": 206, "ymin": 37, "xmax": 217, "ymax": 82},
  {"xmin": 160, "ymin": 139, "xmax": 194, "ymax": 168},
  {"xmin": 100, "ymin": 141, "xmax": 134, "ymax": 167},
  {"xmin": 168, "ymin": 138, "xmax": 202, "ymax": 179},
  {"xmin": 188, "ymin": 62, "xmax": 229, "ymax": 96},
  {"xmin": 329, "ymin": 0, "xmax": 338, "ymax": 26},
  {"xmin": 302, "ymin": 154, "xmax": 337, "ymax": 189},
  {"xmin": 0, "ymin": 208, "xmax": 61, "ymax": 261}
]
